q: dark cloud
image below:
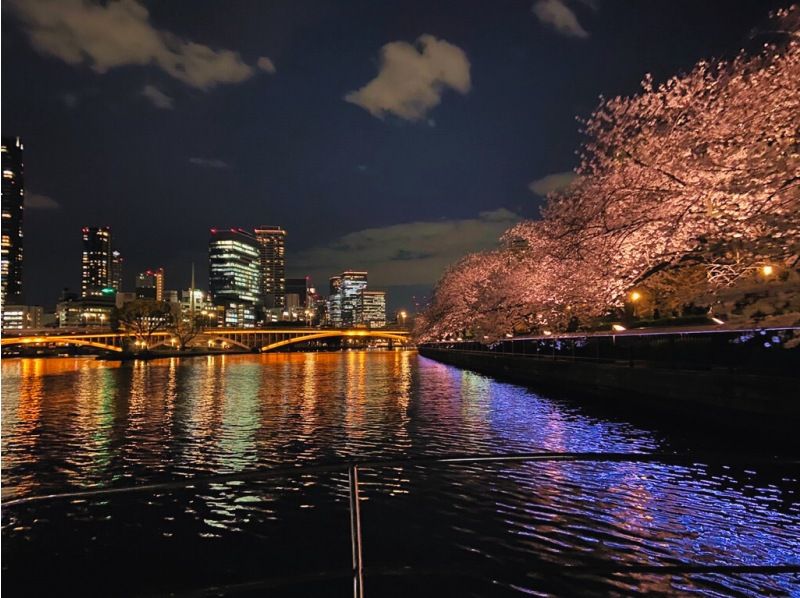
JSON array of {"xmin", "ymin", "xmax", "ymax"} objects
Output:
[
  {"xmin": 390, "ymin": 249, "xmax": 435, "ymax": 261},
  {"xmin": 188, "ymin": 157, "xmax": 230, "ymax": 169},
  {"xmin": 294, "ymin": 209, "xmax": 518, "ymax": 286},
  {"xmin": 25, "ymin": 192, "xmax": 60, "ymax": 210},
  {"xmin": 141, "ymin": 84, "xmax": 173, "ymax": 109}
]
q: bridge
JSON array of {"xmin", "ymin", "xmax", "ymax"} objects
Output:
[{"xmin": 1, "ymin": 328, "xmax": 412, "ymax": 354}]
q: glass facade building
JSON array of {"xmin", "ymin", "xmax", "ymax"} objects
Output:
[
  {"xmin": 1, "ymin": 137, "xmax": 24, "ymax": 305},
  {"xmin": 208, "ymin": 228, "xmax": 260, "ymax": 327}
]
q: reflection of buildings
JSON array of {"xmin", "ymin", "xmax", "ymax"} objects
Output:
[
  {"xmin": 1, "ymin": 137, "xmax": 24, "ymax": 306},
  {"xmin": 208, "ymin": 228, "xmax": 260, "ymax": 327},
  {"xmin": 254, "ymin": 225, "xmax": 286, "ymax": 309}
]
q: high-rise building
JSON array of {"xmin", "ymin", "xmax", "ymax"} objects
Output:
[
  {"xmin": 136, "ymin": 268, "xmax": 164, "ymax": 301},
  {"xmin": 209, "ymin": 228, "xmax": 260, "ymax": 327},
  {"xmin": 254, "ymin": 225, "xmax": 286, "ymax": 309},
  {"xmin": 81, "ymin": 226, "xmax": 114, "ymax": 299},
  {"xmin": 111, "ymin": 250, "xmax": 124, "ymax": 291},
  {"xmin": 340, "ymin": 271, "xmax": 368, "ymax": 327},
  {"xmin": 356, "ymin": 290, "xmax": 386, "ymax": 328},
  {"xmin": 1, "ymin": 137, "xmax": 24, "ymax": 305},
  {"xmin": 326, "ymin": 271, "xmax": 368, "ymax": 327},
  {"xmin": 327, "ymin": 275, "xmax": 343, "ymax": 326}
]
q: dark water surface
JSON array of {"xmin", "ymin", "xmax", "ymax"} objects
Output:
[{"xmin": 2, "ymin": 352, "xmax": 799, "ymax": 596}]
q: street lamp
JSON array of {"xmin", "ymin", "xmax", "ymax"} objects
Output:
[
  {"xmin": 760, "ymin": 265, "xmax": 774, "ymax": 277},
  {"xmin": 399, "ymin": 310, "xmax": 407, "ymax": 328}
]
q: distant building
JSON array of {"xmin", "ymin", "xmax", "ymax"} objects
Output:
[
  {"xmin": 115, "ymin": 291, "xmax": 136, "ymax": 308},
  {"xmin": 2, "ymin": 304, "xmax": 42, "ymax": 330},
  {"xmin": 285, "ymin": 277, "xmax": 309, "ymax": 309},
  {"xmin": 111, "ymin": 250, "xmax": 124, "ymax": 291},
  {"xmin": 2, "ymin": 137, "xmax": 24, "ymax": 305},
  {"xmin": 81, "ymin": 226, "xmax": 115, "ymax": 299},
  {"xmin": 340, "ymin": 271, "xmax": 368, "ymax": 327},
  {"xmin": 327, "ymin": 275, "xmax": 343, "ymax": 326},
  {"xmin": 254, "ymin": 225, "xmax": 286, "ymax": 309},
  {"xmin": 56, "ymin": 297, "xmax": 113, "ymax": 328},
  {"xmin": 136, "ymin": 268, "xmax": 164, "ymax": 300},
  {"xmin": 208, "ymin": 228, "xmax": 260, "ymax": 327},
  {"xmin": 356, "ymin": 290, "xmax": 386, "ymax": 328}
]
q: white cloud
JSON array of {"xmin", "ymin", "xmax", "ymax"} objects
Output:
[
  {"xmin": 141, "ymin": 84, "xmax": 173, "ymax": 109},
  {"xmin": 532, "ymin": 0, "xmax": 590, "ymax": 38},
  {"xmin": 294, "ymin": 208, "xmax": 518, "ymax": 286},
  {"xmin": 345, "ymin": 34, "xmax": 471, "ymax": 121},
  {"xmin": 528, "ymin": 170, "xmax": 576, "ymax": 196},
  {"xmin": 189, "ymin": 157, "xmax": 230, "ymax": 169},
  {"xmin": 257, "ymin": 56, "xmax": 276, "ymax": 74},
  {"xmin": 25, "ymin": 192, "xmax": 60, "ymax": 210},
  {"xmin": 10, "ymin": 0, "xmax": 273, "ymax": 89}
]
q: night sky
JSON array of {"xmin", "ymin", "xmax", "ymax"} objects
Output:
[{"xmin": 2, "ymin": 0, "xmax": 785, "ymax": 311}]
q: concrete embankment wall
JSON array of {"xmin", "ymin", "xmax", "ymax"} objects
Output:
[{"xmin": 418, "ymin": 347, "xmax": 800, "ymax": 426}]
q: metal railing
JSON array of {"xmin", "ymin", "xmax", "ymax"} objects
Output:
[
  {"xmin": 421, "ymin": 326, "xmax": 800, "ymax": 375},
  {"xmin": 5, "ymin": 451, "xmax": 800, "ymax": 597}
]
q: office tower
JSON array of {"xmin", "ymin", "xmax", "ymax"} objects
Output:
[
  {"xmin": 254, "ymin": 225, "xmax": 286, "ymax": 309},
  {"xmin": 135, "ymin": 268, "xmax": 164, "ymax": 300},
  {"xmin": 111, "ymin": 250, "xmax": 124, "ymax": 291},
  {"xmin": 356, "ymin": 290, "xmax": 386, "ymax": 328},
  {"xmin": 340, "ymin": 271, "xmax": 368, "ymax": 327},
  {"xmin": 81, "ymin": 226, "xmax": 114, "ymax": 298},
  {"xmin": 1, "ymin": 137, "xmax": 24, "ymax": 305},
  {"xmin": 208, "ymin": 228, "xmax": 260, "ymax": 327},
  {"xmin": 327, "ymin": 275, "xmax": 343, "ymax": 326}
]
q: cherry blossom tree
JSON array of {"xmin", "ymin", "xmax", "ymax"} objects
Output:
[{"xmin": 419, "ymin": 5, "xmax": 800, "ymax": 342}]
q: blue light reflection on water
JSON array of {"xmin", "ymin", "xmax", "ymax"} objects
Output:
[{"xmin": 1, "ymin": 353, "xmax": 799, "ymax": 596}]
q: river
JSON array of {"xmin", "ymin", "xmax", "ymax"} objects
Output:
[{"xmin": 2, "ymin": 351, "xmax": 798, "ymax": 596}]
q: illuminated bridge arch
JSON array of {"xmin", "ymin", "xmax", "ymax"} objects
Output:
[
  {"xmin": 195, "ymin": 336, "xmax": 252, "ymax": 351},
  {"xmin": 260, "ymin": 330, "xmax": 411, "ymax": 352},
  {"xmin": 0, "ymin": 335, "xmax": 125, "ymax": 353}
]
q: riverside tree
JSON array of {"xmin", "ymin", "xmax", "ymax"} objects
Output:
[
  {"xmin": 113, "ymin": 299, "xmax": 174, "ymax": 350},
  {"xmin": 418, "ymin": 5, "xmax": 799, "ymax": 342}
]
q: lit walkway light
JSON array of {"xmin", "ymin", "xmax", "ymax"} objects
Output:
[
  {"xmin": 760, "ymin": 265, "xmax": 774, "ymax": 277},
  {"xmin": 612, "ymin": 324, "xmax": 626, "ymax": 332}
]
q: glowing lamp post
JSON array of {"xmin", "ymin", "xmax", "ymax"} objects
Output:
[{"xmin": 629, "ymin": 290, "xmax": 642, "ymax": 319}]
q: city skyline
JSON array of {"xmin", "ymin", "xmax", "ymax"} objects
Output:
[{"xmin": 2, "ymin": 0, "xmax": 784, "ymax": 311}]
